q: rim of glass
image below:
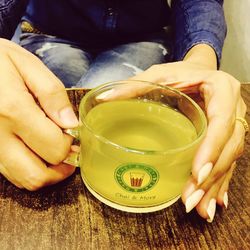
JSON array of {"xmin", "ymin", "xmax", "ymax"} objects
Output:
[{"xmin": 79, "ymin": 80, "xmax": 207, "ymax": 155}]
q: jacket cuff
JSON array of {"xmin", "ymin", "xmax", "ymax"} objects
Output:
[{"xmin": 174, "ymin": 30, "xmax": 225, "ymax": 67}]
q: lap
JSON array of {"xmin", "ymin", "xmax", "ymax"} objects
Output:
[
  {"xmin": 19, "ymin": 33, "xmax": 92, "ymax": 88},
  {"xmin": 19, "ymin": 33, "xmax": 172, "ymax": 89},
  {"xmin": 77, "ymin": 41, "xmax": 172, "ymax": 88}
]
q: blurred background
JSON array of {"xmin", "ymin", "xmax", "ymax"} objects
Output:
[{"xmin": 221, "ymin": 0, "xmax": 250, "ymax": 82}]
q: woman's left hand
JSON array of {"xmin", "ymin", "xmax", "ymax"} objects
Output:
[
  {"xmin": 97, "ymin": 41, "xmax": 248, "ymax": 222},
  {"xmin": 128, "ymin": 60, "xmax": 247, "ymax": 222}
]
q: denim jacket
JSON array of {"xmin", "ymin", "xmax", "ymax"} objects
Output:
[{"xmin": 0, "ymin": 0, "xmax": 226, "ymax": 62}]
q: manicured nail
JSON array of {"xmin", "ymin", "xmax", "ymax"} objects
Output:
[
  {"xmin": 197, "ymin": 162, "xmax": 213, "ymax": 185},
  {"xmin": 223, "ymin": 192, "xmax": 228, "ymax": 209},
  {"xmin": 185, "ymin": 189, "xmax": 205, "ymax": 213},
  {"xmin": 96, "ymin": 89, "xmax": 114, "ymax": 100},
  {"xmin": 59, "ymin": 107, "xmax": 79, "ymax": 127},
  {"xmin": 206, "ymin": 198, "xmax": 216, "ymax": 223}
]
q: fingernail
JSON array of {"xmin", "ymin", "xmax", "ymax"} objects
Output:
[
  {"xmin": 223, "ymin": 192, "xmax": 228, "ymax": 209},
  {"xmin": 197, "ymin": 162, "xmax": 213, "ymax": 185},
  {"xmin": 59, "ymin": 107, "xmax": 79, "ymax": 127},
  {"xmin": 96, "ymin": 89, "xmax": 114, "ymax": 100},
  {"xmin": 206, "ymin": 198, "xmax": 216, "ymax": 223},
  {"xmin": 185, "ymin": 189, "xmax": 205, "ymax": 213}
]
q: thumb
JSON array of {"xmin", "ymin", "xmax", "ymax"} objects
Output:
[
  {"xmin": 9, "ymin": 45, "xmax": 78, "ymax": 129},
  {"xmin": 95, "ymin": 66, "xmax": 192, "ymax": 101},
  {"xmin": 131, "ymin": 65, "xmax": 202, "ymax": 91},
  {"xmin": 130, "ymin": 65, "xmax": 162, "ymax": 83},
  {"xmin": 95, "ymin": 66, "xmax": 164, "ymax": 100}
]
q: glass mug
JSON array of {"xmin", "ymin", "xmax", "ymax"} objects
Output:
[{"xmin": 65, "ymin": 80, "xmax": 207, "ymax": 213}]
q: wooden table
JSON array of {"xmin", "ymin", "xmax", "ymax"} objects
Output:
[{"xmin": 0, "ymin": 85, "xmax": 249, "ymax": 250}]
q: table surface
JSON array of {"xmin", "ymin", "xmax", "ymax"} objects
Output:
[{"xmin": 0, "ymin": 85, "xmax": 249, "ymax": 250}]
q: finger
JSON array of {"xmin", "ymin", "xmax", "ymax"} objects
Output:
[
  {"xmin": 168, "ymin": 81, "xmax": 202, "ymax": 91},
  {"xmin": 181, "ymin": 176, "xmax": 206, "ymax": 213},
  {"xmin": 217, "ymin": 161, "xmax": 236, "ymax": 208},
  {"xmin": 0, "ymin": 91, "xmax": 73, "ymax": 164},
  {"xmin": 0, "ymin": 58, "xmax": 73, "ymax": 164},
  {"xmin": 131, "ymin": 66, "xmax": 202, "ymax": 96},
  {"xmin": 181, "ymin": 165, "xmax": 230, "ymax": 216},
  {"xmin": 0, "ymin": 132, "xmax": 75, "ymax": 191},
  {"xmin": 96, "ymin": 63, "xmax": 202, "ymax": 101},
  {"xmin": 192, "ymin": 78, "xmax": 239, "ymax": 185},
  {"xmin": 95, "ymin": 80, "xmax": 156, "ymax": 101},
  {"xmin": 46, "ymin": 162, "xmax": 76, "ymax": 185},
  {"xmin": 182, "ymin": 96, "xmax": 245, "ymax": 215},
  {"xmin": 7, "ymin": 44, "xmax": 78, "ymax": 128},
  {"xmin": 181, "ymin": 176, "xmax": 197, "ymax": 204},
  {"xmin": 129, "ymin": 65, "xmax": 168, "ymax": 83},
  {"xmin": 96, "ymin": 79, "xmax": 202, "ymax": 102},
  {"xmin": 131, "ymin": 63, "xmax": 205, "ymax": 84},
  {"xmin": 199, "ymin": 117, "xmax": 245, "ymax": 191},
  {"xmin": 195, "ymin": 173, "xmax": 226, "ymax": 222}
]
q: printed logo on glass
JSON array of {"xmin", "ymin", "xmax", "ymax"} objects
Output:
[{"xmin": 115, "ymin": 163, "xmax": 159, "ymax": 193}]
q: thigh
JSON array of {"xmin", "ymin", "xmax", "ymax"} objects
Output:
[
  {"xmin": 20, "ymin": 33, "xmax": 92, "ymax": 88},
  {"xmin": 77, "ymin": 41, "xmax": 172, "ymax": 88}
]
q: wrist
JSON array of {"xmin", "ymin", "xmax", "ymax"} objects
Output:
[{"xmin": 183, "ymin": 44, "xmax": 217, "ymax": 70}]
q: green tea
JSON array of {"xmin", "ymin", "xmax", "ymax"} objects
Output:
[
  {"xmin": 80, "ymin": 99, "xmax": 198, "ymax": 208},
  {"xmin": 83, "ymin": 99, "xmax": 197, "ymax": 151}
]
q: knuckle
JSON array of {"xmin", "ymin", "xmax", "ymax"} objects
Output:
[
  {"xmin": 41, "ymin": 80, "xmax": 65, "ymax": 96},
  {"xmin": 217, "ymin": 71, "xmax": 241, "ymax": 89},
  {"xmin": 38, "ymin": 82, "xmax": 66, "ymax": 103},
  {"xmin": 0, "ymin": 95, "xmax": 26, "ymax": 120}
]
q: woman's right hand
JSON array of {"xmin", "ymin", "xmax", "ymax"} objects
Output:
[{"xmin": 0, "ymin": 39, "xmax": 78, "ymax": 190}]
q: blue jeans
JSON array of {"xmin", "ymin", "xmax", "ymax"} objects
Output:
[{"xmin": 19, "ymin": 33, "xmax": 172, "ymax": 88}]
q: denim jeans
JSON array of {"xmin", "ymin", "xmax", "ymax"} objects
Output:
[{"xmin": 19, "ymin": 33, "xmax": 172, "ymax": 88}]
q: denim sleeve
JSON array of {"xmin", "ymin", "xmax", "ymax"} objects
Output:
[
  {"xmin": 0, "ymin": 0, "xmax": 28, "ymax": 39},
  {"xmin": 171, "ymin": 0, "xmax": 227, "ymax": 65}
]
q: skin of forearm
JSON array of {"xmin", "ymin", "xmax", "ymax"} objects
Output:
[{"xmin": 183, "ymin": 44, "xmax": 217, "ymax": 70}]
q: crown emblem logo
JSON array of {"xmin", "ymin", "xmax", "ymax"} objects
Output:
[{"xmin": 130, "ymin": 172, "xmax": 145, "ymax": 187}]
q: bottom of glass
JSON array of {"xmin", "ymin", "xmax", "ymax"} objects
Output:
[{"xmin": 82, "ymin": 177, "xmax": 181, "ymax": 213}]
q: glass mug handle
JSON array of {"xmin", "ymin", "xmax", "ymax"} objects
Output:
[{"xmin": 63, "ymin": 128, "xmax": 80, "ymax": 167}]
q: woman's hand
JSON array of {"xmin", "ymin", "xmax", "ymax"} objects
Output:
[
  {"xmin": 98, "ymin": 44, "xmax": 247, "ymax": 222},
  {"xmin": 0, "ymin": 39, "xmax": 78, "ymax": 190},
  {"xmin": 130, "ymin": 59, "xmax": 247, "ymax": 222}
]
